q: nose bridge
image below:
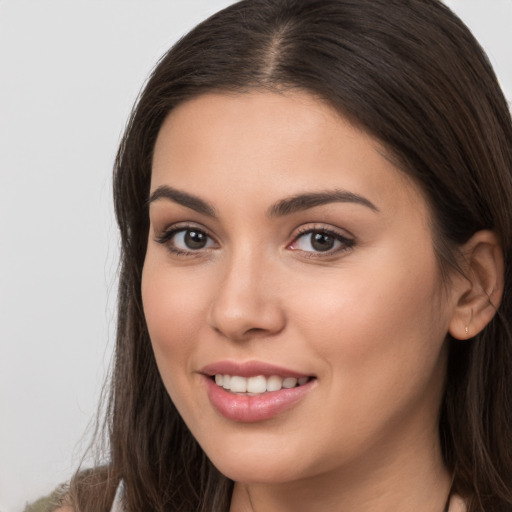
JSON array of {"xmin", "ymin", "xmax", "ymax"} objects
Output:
[{"xmin": 207, "ymin": 243, "xmax": 285, "ymax": 340}]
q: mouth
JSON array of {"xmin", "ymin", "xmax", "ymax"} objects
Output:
[
  {"xmin": 201, "ymin": 361, "xmax": 317, "ymax": 422},
  {"xmin": 212, "ymin": 374, "xmax": 314, "ymax": 395}
]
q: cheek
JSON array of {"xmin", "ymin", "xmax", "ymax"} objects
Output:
[
  {"xmin": 291, "ymin": 246, "xmax": 448, "ymax": 392},
  {"xmin": 141, "ymin": 255, "xmax": 209, "ymax": 376},
  {"xmin": 283, "ymin": 253, "xmax": 449, "ymax": 456}
]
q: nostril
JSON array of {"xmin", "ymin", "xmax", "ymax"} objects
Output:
[{"xmin": 246, "ymin": 327, "xmax": 267, "ymax": 335}]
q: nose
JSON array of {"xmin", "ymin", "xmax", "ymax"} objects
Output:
[{"xmin": 207, "ymin": 250, "xmax": 286, "ymax": 341}]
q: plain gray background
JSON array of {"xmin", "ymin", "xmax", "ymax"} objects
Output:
[{"xmin": 1, "ymin": 1, "xmax": 511, "ymax": 511}]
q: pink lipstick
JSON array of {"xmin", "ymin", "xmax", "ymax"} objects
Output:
[{"xmin": 201, "ymin": 361, "xmax": 316, "ymax": 422}]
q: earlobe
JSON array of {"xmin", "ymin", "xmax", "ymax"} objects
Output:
[{"xmin": 448, "ymin": 230, "xmax": 504, "ymax": 340}]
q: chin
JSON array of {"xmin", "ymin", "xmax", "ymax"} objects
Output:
[
  {"xmin": 214, "ymin": 459, "xmax": 304, "ymax": 484},
  {"xmin": 201, "ymin": 441, "xmax": 302, "ymax": 483}
]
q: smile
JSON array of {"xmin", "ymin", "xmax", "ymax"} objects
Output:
[
  {"xmin": 200, "ymin": 362, "xmax": 317, "ymax": 422},
  {"xmin": 214, "ymin": 374, "xmax": 311, "ymax": 394}
]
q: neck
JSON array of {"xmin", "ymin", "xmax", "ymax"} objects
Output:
[{"xmin": 229, "ymin": 428, "xmax": 452, "ymax": 512}]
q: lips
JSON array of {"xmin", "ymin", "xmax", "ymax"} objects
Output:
[
  {"xmin": 202, "ymin": 360, "xmax": 311, "ymax": 379},
  {"xmin": 200, "ymin": 361, "xmax": 316, "ymax": 422}
]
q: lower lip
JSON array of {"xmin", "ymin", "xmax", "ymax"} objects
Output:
[{"xmin": 204, "ymin": 377, "xmax": 315, "ymax": 422}]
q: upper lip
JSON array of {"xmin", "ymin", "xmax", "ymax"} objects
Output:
[{"xmin": 201, "ymin": 360, "xmax": 314, "ymax": 379}]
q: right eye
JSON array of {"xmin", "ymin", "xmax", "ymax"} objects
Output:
[{"xmin": 156, "ymin": 226, "xmax": 217, "ymax": 255}]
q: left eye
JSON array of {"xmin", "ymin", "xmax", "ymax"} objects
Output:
[
  {"xmin": 290, "ymin": 229, "xmax": 352, "ymax": 253},
  {"xmin": 167, "ymin": 228, "xmax": 216, "ymax": 251}
]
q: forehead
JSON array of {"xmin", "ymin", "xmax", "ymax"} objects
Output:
[{"xmin": 151, "ymin": 91, "xmax": 427, "ymax": 223}]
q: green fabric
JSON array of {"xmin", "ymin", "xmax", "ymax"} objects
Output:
[
  {"xmin": 23, "ymin": 484, "xmax": 68, "ymax": 512},
  {"xmin": 23, "ymin": 495, "xmax": 56, "ymax": 512}
]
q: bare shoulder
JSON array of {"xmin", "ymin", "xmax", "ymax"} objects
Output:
[{"xmin": 448, "ymin": 494, "xmax": 467, "ymax": 512}]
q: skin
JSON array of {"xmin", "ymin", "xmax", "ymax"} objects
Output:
[{"xmin": 142, "ymin": 91, "xmax": 461, "ymax": 512}]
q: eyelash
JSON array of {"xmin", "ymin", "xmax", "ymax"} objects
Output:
[
  {"xmin": 155, "ymin": 224, "xmax": 216, "ymax": 257},
  {"xmin": 288, "ymin": 226, "xmax": 355, "ymax": 258},
  {"xmin": 154, "ymin": 224, "xmax": 355, "ymax": 258}
]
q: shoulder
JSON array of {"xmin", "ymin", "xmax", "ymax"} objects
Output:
[
  {"xmin": 24, "ymin": 466, "xmax": 119, "ymax": 512},
  {"xmin": 448, "ymin": 494, "xmax": 467, "ymax": 512}
]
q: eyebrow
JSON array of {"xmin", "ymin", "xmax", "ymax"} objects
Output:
[
  {"xmin": 268, "ymin": 190, "xmax": 379, "ymax": 217},
  {"xmin": 148, "ymin": 185, "xmax": 379, "ymax": 218},
  {"xmin": 149, "ymin": 185, "xmax": 217, "ymax": 217}
]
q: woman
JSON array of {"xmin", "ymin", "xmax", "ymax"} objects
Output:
[{"xmin": 51, "ymin": 0, "xmax": 512, "ymax": 510}]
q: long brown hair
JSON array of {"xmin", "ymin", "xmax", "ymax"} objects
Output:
[{"xmin": 70, "ymin": 1, "xmax": 512, "ymax": 510}]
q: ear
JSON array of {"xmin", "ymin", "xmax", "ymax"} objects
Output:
[{"xmin": 448, "ymin": 230, "xmax": 504, "ymax": 340}]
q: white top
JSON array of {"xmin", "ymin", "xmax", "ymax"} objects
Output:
[{"xmin": 109, "ymin": 480, "xmax": 125, "ymax": 512}]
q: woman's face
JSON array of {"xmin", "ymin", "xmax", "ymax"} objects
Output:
[{"xmin": 142, "ymin": 91, "xmax": 456, "ymax": 484}]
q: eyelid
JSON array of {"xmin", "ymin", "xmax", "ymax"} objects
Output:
[
  {"xmin": 287, "ymin": 224, "xmax": 355, "ymax": 256},
  {"xmin": 153, "ymin": 221, "xmax": 354, "ymax": 258},
  {"xmin": 154, "ymin": 222, "xmax": 218, "ymax": 256}
]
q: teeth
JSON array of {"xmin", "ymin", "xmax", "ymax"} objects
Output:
[
  {"xmin": 213, "ymin": 374, "xmax": 310, "ymax": 394},
  {"xmin": 247, "ymin": 375, "xmax": 267, "ymax": 393},
  {"xmin": 230, "ymin": 375, "xmax": 248, "ymax": 393},
  {"xmin": 266, "ymin": 375, "xmax": 282, "ymax": 392},
  {"xmin": 282, "ymin": 377, "xmax": 298, "ymax": 389}
]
